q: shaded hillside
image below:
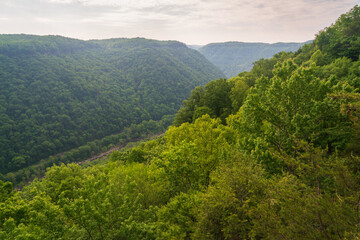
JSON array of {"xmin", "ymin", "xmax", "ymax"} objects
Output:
[
  {"xmin": 199, "ymin": 41, "xmax": 311, "ymax": 77},
  {"xmin": 0, "ymin": 35, "xmax": 224, "ymax": 174}
]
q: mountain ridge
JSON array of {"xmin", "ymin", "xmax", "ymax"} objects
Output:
[
  {"xmin": 198, "ymin": 40, "xmax": 311, "ymax": 77},
  {"xmin": 0, "ymin": 34, "xmax": 224, "ymax": 175}
]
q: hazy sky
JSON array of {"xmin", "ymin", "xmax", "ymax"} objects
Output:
[{"xmin": 0, "ymin": 0, "xmax": 358, "ymax": 45}]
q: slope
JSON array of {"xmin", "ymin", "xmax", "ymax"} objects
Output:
[{"xmin": 0, "ymin": 35, "xmax": 224, "ymax": 174}]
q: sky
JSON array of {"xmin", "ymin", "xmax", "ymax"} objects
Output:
[{"xmin": 0, "ymin": 0, "xmax": 358, "ymax": 45}]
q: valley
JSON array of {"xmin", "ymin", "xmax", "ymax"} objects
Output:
[{"xmin": 1, "ymin": 5, "xmax": 360, "ymax": 239}]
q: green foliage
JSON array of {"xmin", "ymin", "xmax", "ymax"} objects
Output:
[
  {"xmin": 316, "ymin": 5, "xmax": 360, "ymax": 61},
  {"xmin": 251, "ymin": 147, "xmax": 360, "ymax": 239},
  {"xmin": 161, "ymin": 115, "xmax": 235, "ymax": 194},
  {"xmin": 0, "ymin": 35, "xmax": 224, "ymax": 175},
  {"xmin": 1, "ymin": 162, "xmax": 168, "ymax": 239},
  {"xmin": 173, "ymin": 86, "xmax": 205, "ymax": 126},
  {"xmin": 233, "ymin": 59, "xmax": 352, "ymax": 174},
  {"xmin": 193, "ymin": 157, "xmax": 267, "ymax": 240},
  {"xmin": 202, "ymin": 79, "xmax": 233, "ymax": 123},
  {"xmin": 156, "ymin": 192, "xmax": 199, "ymax": 240},
  {"xmin": 0, "ymin": 181, "xmax": 12, "ymax": 202},
  {"xmin": 174, "ymin": 51, "xmax": 297, "ymax": 126},
  {"xmin": 4, "ymin": 116, "xmax": 172, "ymax": 187},
  {"xmin": 173, "ymin": 79, "xmax": 235, "ymax": 125},
  {"xmin": 128, "ymin": 149, "xmax": 148, "ymax": 163}
]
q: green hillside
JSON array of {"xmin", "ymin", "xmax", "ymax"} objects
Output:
[
  {"xmin": 1, "ymin": 5, "xmax": 360, "ymax": 240},
  {"xmin": 199, "ymin": 40, "xmax": 311, "ymax": 78},
  {"xmin": 0, "ymin": 35, "xmax": 224, "ymax": 175}
]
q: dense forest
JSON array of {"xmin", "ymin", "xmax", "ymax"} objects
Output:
[
  {"xmin": 199, "ymin": 40, "xmax": 311, "ymax": 78},
  {"xmin": 1, "ymin": 5, "xmax": 360, "ymax": 239},
  {"xmin": 0, "ymin": 36, "xmax": 224, "ymax": 176}
]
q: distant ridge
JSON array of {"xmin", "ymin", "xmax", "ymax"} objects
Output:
[{"xmin": 199, "ymin": 40, "xmax": 312, "ymax": 78}]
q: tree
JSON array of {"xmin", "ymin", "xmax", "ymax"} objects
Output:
[
  {"xmin": 193, "ymin": 156, "xmax": 267, "ymax": 240},
  {"xmin": 316, "ymin": 5, "xmax": 360, "ymax": 61},
  {"xmin": 234, "ymin": 59, "xmax": 352, "ymax": 173},
  {"xmin": 0, "ymin": 180, "xmax": 12, "ymax": 202},
  {"xmin": 160, "ymin": 115, "xmax": 234, "ymax": 194},
  {"xmin": 202, "ymin": 79, "xmax": 233, "ymax": 123}
]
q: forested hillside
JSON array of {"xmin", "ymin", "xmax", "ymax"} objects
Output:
[
  {"xmin": 1, "ymin": 5, "xmax": 360, "ymax": 240},
  {"xmin": 199, "ymin": 40, "xmax": 310, "ymax": 78},
  {"xmin": 0, "ymin": 35, "xmax": 224, "ymax": 175}
]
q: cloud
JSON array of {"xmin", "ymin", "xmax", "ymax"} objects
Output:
[
  {"xmin": 44, "ymin": 0, "xmax": 75, "ymax": 3},
  {"xmin": 138, "ymin": 4, "xmax": 196, "ymax": 17},
  {"xmin": 35, "ymin": 17, "xmax": 64, "ymax": 23},
  {"xmin": 41, "ymin": 0, "xmax": 195, "ymax": 8},
  {"xmin": 0, "ymin": 0, "xmax": 358, "ymax": 44}
]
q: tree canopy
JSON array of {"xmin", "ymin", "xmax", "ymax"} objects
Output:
[{"xmin": 0, "ymin": 35, "xmax": 224, "ymax": 175}]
